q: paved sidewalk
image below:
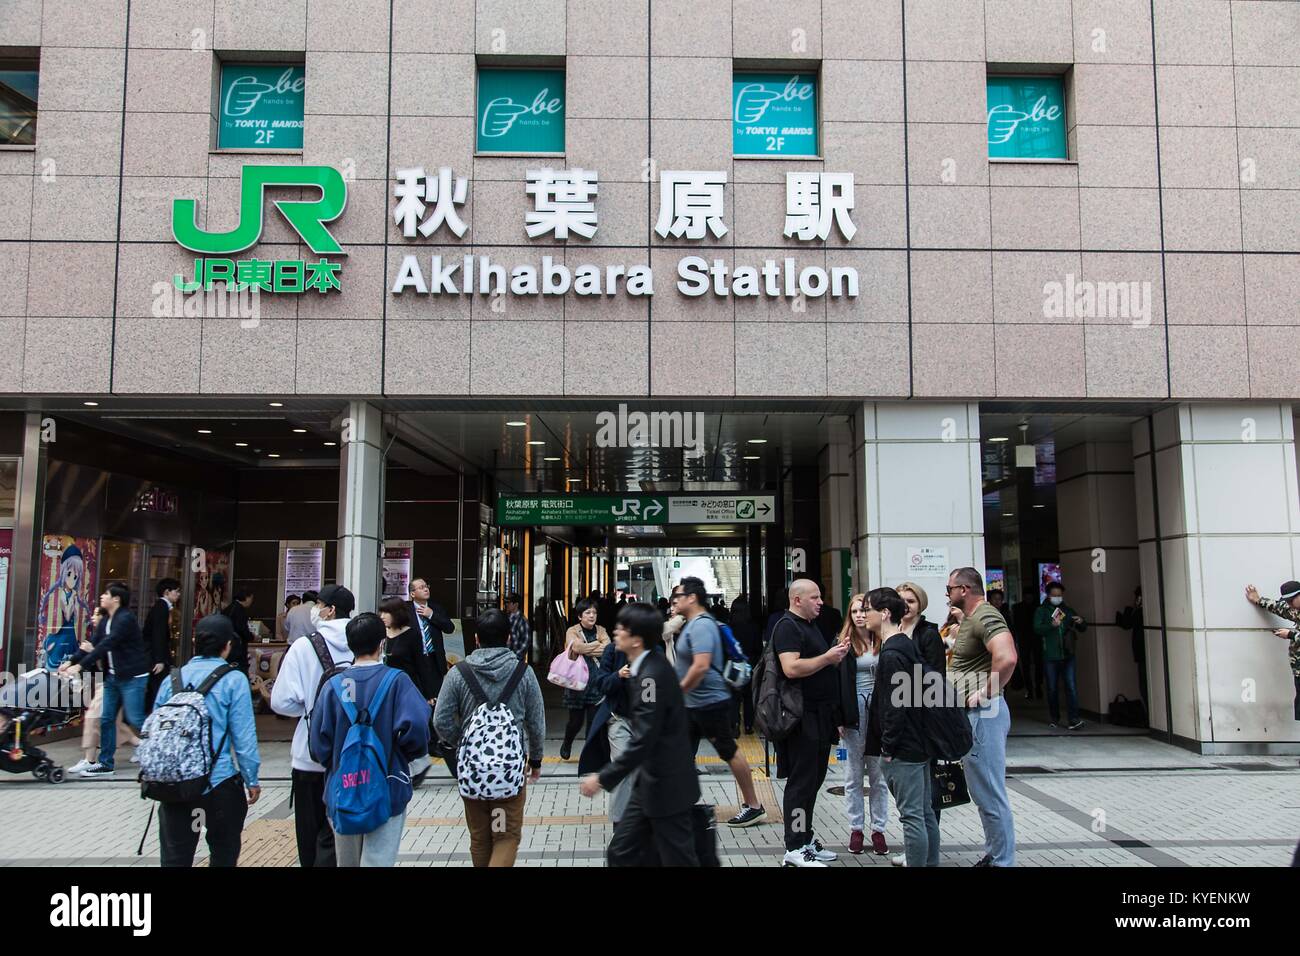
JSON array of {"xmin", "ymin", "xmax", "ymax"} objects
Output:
[{"xmin": 2, "ymin": 732, "xmax": 1295, "ymax": 867}]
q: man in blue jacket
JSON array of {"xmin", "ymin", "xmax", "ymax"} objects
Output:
[
  {"xmin": 310, "ymin": 612, "xmax": 431, "ymax": 867},
  {"xmin": 60, "ymin": 581, "xmax": 150, "ymax": 778},
  {"xmin": 152, "ymin": 613, "xmax": 262, "ymax": 867}
]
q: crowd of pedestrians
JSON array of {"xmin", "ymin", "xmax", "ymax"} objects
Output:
[{"xmin": 52, "ymin": 563, "xmax": 1300, "ymax": 870}]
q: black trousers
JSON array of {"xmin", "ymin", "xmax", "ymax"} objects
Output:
[
  {"xmin": 158, "ymin": 775, "xmax": 248, "ymax": 867},
  {"xmin": 607, "ymin": 790, "xmax": 699, "ymax": 867},
  {"xmin": 563, "ymin": 704, "xmax": 597, "ymax": 750},
  {"xmin": 145, "ymin": 667, "xmax": 168, "ymax": 715},
  {"xmin": 291, "ymin": 768, "xmax": 336, "ymax": 868},
  {"xmin": 781, "ymin": 705, "xmax": 833, "ymax": 851},
  {"xmin": 1017, "ymin": 636, "xmax": 1042, "ymax": 697}
]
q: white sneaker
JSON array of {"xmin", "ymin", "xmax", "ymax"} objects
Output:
[
  {"xmin": 67, "ymin": 758, "xmax": 92, "ymax": 774},
  {"xmin": 782, "ymin": 846, "xmax": 828, "ymax": 867},
  {"xmin": 129, "ymin": 750, "xmax": 140, "ymax": 764},
  {"xmin": 804, "ymin": 838, "xmax": 837, "ymax": 862},
  {"xmin": 891, "ymin": 852, "xmax": 906, "ymax": 867}
]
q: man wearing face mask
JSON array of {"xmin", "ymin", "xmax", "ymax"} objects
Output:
[
  {"xmin": 1033, "ymin": 582, "xmax": 1087, "ymax": 730},
  {"xmin": 271, "ymin": 584, "xmax": 356, "ymax": 867}
]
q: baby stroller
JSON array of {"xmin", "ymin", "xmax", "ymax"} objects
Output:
[{"xmin": 0, "ymin": 669, "xmax": 82, "ymax": 784}]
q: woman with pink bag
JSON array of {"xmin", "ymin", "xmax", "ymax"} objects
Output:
[{"xmin": 556, "ymin": 600, "xmax": 609, "ymax": 760}]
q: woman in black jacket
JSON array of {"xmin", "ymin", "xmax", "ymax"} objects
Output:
[
  {"xmin": 379, "ymin": 597, "xmax": 437, "ymax": 785},
  {"xmin": 896, "ymin": 581, "xmax": 945, "ymax": 671}
]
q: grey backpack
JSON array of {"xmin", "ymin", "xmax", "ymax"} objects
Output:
[{"xmin": 137, "ymin": 664, "xmax": 236, "ymax": 803}]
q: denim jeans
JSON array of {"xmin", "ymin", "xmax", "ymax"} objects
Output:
[
  {"xmin": 1043, "ymin": 656, "xmax": 1080, "ymax": 724},
  {"xmin": 334, "ymin": 811, "xmax": 406, "ymax": 867},
  {"xmin": 98, "ymin": 673, "xmax": 148, "ymax": 769},
  {"xmin": 841, "ymin": 692, "xmax": 888, "ymax": 834},
  {"xmin": 881, "ymin": 757, "xmax": 939, "ymax": 867},
  {"xmin": 964, "ymin": 699, "xmax": 1016, "ymax": 866}
]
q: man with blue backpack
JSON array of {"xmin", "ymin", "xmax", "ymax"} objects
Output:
[
  {"xmin": 672, "ymin": 577, "xmax": 765, "ymax": 828},
  {"xmin": 145, "ymin": 613, "xmax": 261, "ymax": 867},
  {"xmin": 309, "ymin": 612, "xmax": 431, "ymax": 867}
]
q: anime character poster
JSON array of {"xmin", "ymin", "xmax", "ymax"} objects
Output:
[
  {"xmin": 35, "ymin": 535, "xmax": 98, "ymax": 671},
  {"xmin": 1038, "ymin": 562, "xmax": 1062, "ymax": 602},
  {"xmin": 193, "ymin": 549, "xmax": 232, "ymax": 632}
]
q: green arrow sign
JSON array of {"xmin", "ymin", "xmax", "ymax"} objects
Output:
[{"xmin": 497, "ymin": 493, "xmax": 776, "ymax": 526}]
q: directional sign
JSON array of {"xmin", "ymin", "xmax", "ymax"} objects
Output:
[{"xmin": 497, "ymin": 494, "xmax": 775, "ymax": 526}]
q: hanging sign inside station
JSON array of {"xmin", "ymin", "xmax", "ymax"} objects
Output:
[{"xmin": 497, "ymin": 494, "xmax": 776, "ymax": 527}]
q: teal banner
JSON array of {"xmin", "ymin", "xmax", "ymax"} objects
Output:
[
  {"xmin": 732, "ymin": 73, "xmax": 818, "ymax": 157},
  {"xmin": 476, "ymin": 68, "xmax": 566, "ymax": 154},
  {"xmin": 986, "ymin": 76, "xmax": 1067, "ymax": 159},
  {"xmin": 218, "ymin": 64, "xmax": 305, "ymax": 150}
]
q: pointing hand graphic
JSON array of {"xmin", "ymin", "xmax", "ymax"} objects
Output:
[
  {"xmin": 480, "ymin": 97, "xmax": 531, "ymax": 138},
  {"xmin": 734, "ymin": 83, "xmax": 782, "ymax": 124},
  {"xmin": 223, "ymin": 75, "xmax": 276, "ymax": 117},
  {"xmin": 987, "ymin": 104, "xmax": 1029, "ymax": 145}
]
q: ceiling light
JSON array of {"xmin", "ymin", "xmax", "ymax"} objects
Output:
[
  {"xmin": 268, "ymin": 402, "xmax": 283, "ymax": 407},
  {"xmin": 544, "ymin": 456, "xmax": 561, "ymax": 462},
  {"xmin": 527, "ymin": 440, "xmax": 545, "ymax": 446},
  {"xmin": 82, "ymin": 401, "xmax": 98, "ymax": 407},
  {"xmin": 746, "ymin": 438, "xmax": 767, "ymax": 444},
  {"xmin": 1002, "ymin": 513, "xmax": 1014, "ymax": 517},
  {"xmin": 744, "ymin": 455, "xmax": 760, "ymax": 460},
  {"xmin": 1033, "ymin": 504, "xmax": 1045, "ymax": 509},
  {"xmin": 506, "ymin": 420, "xmax": 526, "ymax": 427},
  {"xmin": 323, "ymin": 441, "xmax": 337, "ymax": 447},
  {"xmin": 235, "ymin": 442, "xmax": 249, "ymax": 448},
  {"xmin": 268, "ymin": 453, "xmax": 280, "ymax": 458},
  {"xmin": 292, "ymin": 428, "xmax": 306, "ymax": 434},
  {"xmin": 197, "ymin": 429, "xmax": 212, "ymax": 434},
  {"xmin": 989, "ymin": 436, "xmax": 1009, "ymax": 443}
]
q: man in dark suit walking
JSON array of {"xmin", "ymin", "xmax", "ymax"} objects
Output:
[
  {"xmin": 143, "ymin": 576, "xmax": 181, "ymax": 713},
  {"xmin": 407, "ymin": 577, "xmax": 454, "ymax": 698},
  {"xmin": 221, "ymin": 589, "xmax": 255, "ymax": 678},
  {"xmin": 579, "ymin": 601, "xmax": 700, "ymax": 866}
]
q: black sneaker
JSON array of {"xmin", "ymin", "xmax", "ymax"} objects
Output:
[
  {"xmin": 973, "ymin": 854, "xmax": 993, "ymax": 867},
  {"xmin": 727, "ymin": 804, "xmax": 765, "ymax": 828},
  {"xmin": 1048, "ymin": 722, "xmax": 1059, "ymax": 729},
  {"xmin": 1068, "ymin": 719, "xmax": 1085, "ymax": 730},
  {"xmin": 79, "ymin": 763, "xmax": 116, "ymax": 778},
  {"xmin": 559, "ymin": 742, "xmax": 571, "ymax": 761}
]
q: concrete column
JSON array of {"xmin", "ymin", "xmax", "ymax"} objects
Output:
[
  {"xmin": 1056, "ymin": 437, "xmax": 1142, "ymax": 717},
  {"xmin": 818, "ymin": 421, "xmax": 854, "ymax": 612},
  {"xmin": 337, "ymin": 402, "xmax": 385, "ymax": 614},
  {"xmin": 852, "ymin": 403, "xmax": 985, "ymax": 610},
  {"xmin": 1133, "ymin": 404, "xmax": 1300, "ymax": 753}
]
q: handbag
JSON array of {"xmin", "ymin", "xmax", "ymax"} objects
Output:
[
  {"xmin": 547, "ymin": 643, "xmax": 590, "ymax": 691},
  {"xmin": 1108, "ymin": 694, "xmax": 1148, "ymax": 728},
  {"xmin": 931, "ymin": 760, "xmax": 970, "ymax": 811}
]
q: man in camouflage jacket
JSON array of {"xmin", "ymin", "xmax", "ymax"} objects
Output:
[{"xmin": 1244, "ymin": 581, "xmax": 1300, "ymax": 720}]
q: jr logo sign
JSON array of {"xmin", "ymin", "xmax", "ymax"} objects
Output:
[{"xmin": 171, "ymin": 165, "xmax": 348, "ymax": 255}]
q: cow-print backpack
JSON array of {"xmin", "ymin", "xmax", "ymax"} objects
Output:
[{"xmin": 454, "ymin": 660, "xmax": 529, "ymax": 800}]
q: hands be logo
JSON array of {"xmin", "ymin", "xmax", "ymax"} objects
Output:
[
  {"xmin": 224, "ymin": 75, "xmax": 276, "ymax": 117},
  {"xmin": 480, "ymin": 97, "xmax": 531, "ymax": 138},
  {"xmin": 734, "ymin": 83, "xmax": 783, "ymax": 123},
  {"xmin": 987, "ymin": 103, "xmax": 1029, "ymax": 145}
]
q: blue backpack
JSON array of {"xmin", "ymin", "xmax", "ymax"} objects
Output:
[
  {"xmin": 714, "ymin": 621, "xmax": 752, "ymax": 689},
  {"xmin": 326, "ymin": 667, "xmax": 402, "ymax": 836}
]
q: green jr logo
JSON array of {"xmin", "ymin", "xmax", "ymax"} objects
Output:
[{"xmin": 172, "ymin": 165, "xmax": 348, "ymax": 255}]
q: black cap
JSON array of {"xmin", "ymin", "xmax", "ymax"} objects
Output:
[
  {"xmin": 195, "ymin": 613, "xmax": 237, "ymax": 643},
  {"xmin": 1280, "ymin": 581, "xmax": 1300, "ymax": 600},
  {"xmin": 317, "ymin": 584, "xmax": 355, "ymax": 618}
]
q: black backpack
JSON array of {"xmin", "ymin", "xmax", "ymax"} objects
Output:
[
  {"xmin": 752, "ymin": 620, "xmax": 803, "ymax": 742},
  {"xmin": 307, "ymin": 630, "xmax": 352, "ymax": 709},
  {"xmin": 882, "ymin": 632, "xmax": 973, "ymax": 762}
]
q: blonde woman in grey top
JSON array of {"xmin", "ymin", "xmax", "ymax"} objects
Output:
[{"xmin": 837, "ymin": 593, "xmax": 890, "ymax": 856}]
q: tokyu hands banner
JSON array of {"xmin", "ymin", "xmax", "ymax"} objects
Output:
[
  {"xmin": 477, "ymin": 68, "xmax": 565, "ymax": 154},
  {"xmin": 986, "ymin": 76, "xmax": 1067, "ymax": 160},
  {"xmin": 733, "ymin": 73, "xmax": 818, "ymax": 157}
]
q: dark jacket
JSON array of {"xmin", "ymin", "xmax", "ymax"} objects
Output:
[
  {"xmin": 1034, "ymin": 601, "xmax": 1088, "ymax": 661},
  {"xmin": 913, "ymin": 616, "xmax": 945, "ymax": 671},
  {"xmin": 865, "ymin": 632, "xmax": 929, "ymax": 763},
  {"xmin": 384, "ymin": 626, "xmax": 437, "ymax": 700},
  {"xmin": 142, "ymin": 598, "xmax": 173, "ymax": 669},
  {"xmin": 309, "ymin": 662, "xmax": 432, "ymax": 818},
  {"xmin": 74, "ymin": 609, "xmax": 150, "ymax": 679},
  {"xmin": 596, "ymin": 647, "xmax": 700, "ymax": 817},
  {"xmin": 221, "ymin": 601, "xmax": 251, "ymax": 675},
  {"xmin": 577, "ymin": 641, "xmax": 631, "ymax": 775},
  {"xmin": 407, "ymin": 600, "xmax": 453, "ymax": 696}
]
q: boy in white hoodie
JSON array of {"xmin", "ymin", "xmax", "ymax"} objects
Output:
[{"xmin": 271, "ymin": 584, "xmax": 355, "ymax": 867}]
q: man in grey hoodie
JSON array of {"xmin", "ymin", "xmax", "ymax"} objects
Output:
[{"xmin": 435, "ymin": 608, "xmax": 545, "ymax": 867}]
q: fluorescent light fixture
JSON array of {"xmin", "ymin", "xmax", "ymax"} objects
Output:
[
  {"xmin": 82, "ymin": 401, "xmax": 98, "ymax": 407},
  {"xmin": 268, "ymin": 402, "xmax": 283, "ymax": 407},
  {"xmin": 268, "ymin": 453, "xmax": 280, "ymax": 458},
  {"xmin": 235, "ymin": 442, "xmax": 248, "ymax": 448},
  {"xmin": 544, "ymin": 456, "xmax": 561, "ymax": 462},
  {"xmin": 527, "ymin": 440, "xmax": 545, "ymax": 446},
  {"xmin": 989, "ymin": 436, "xmax": 1009, "ymax": 443},
  {"xmin": 506, "ymin": 420, "xmax": 526, "ymax": 427},
  {"xmin": 323, "ymin": 441, "xmax": 337, "ymax": 447},
  {"xmin": 292, "ymin": 428, "xmax": 306, "ymax": 433},
  {"xmin": 197, "ymin": 429, "xmax": 212, "ymax": 434},
  {"xmin": 746, "ymin": 438, "xmax": 768, "ymax": 444}
]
